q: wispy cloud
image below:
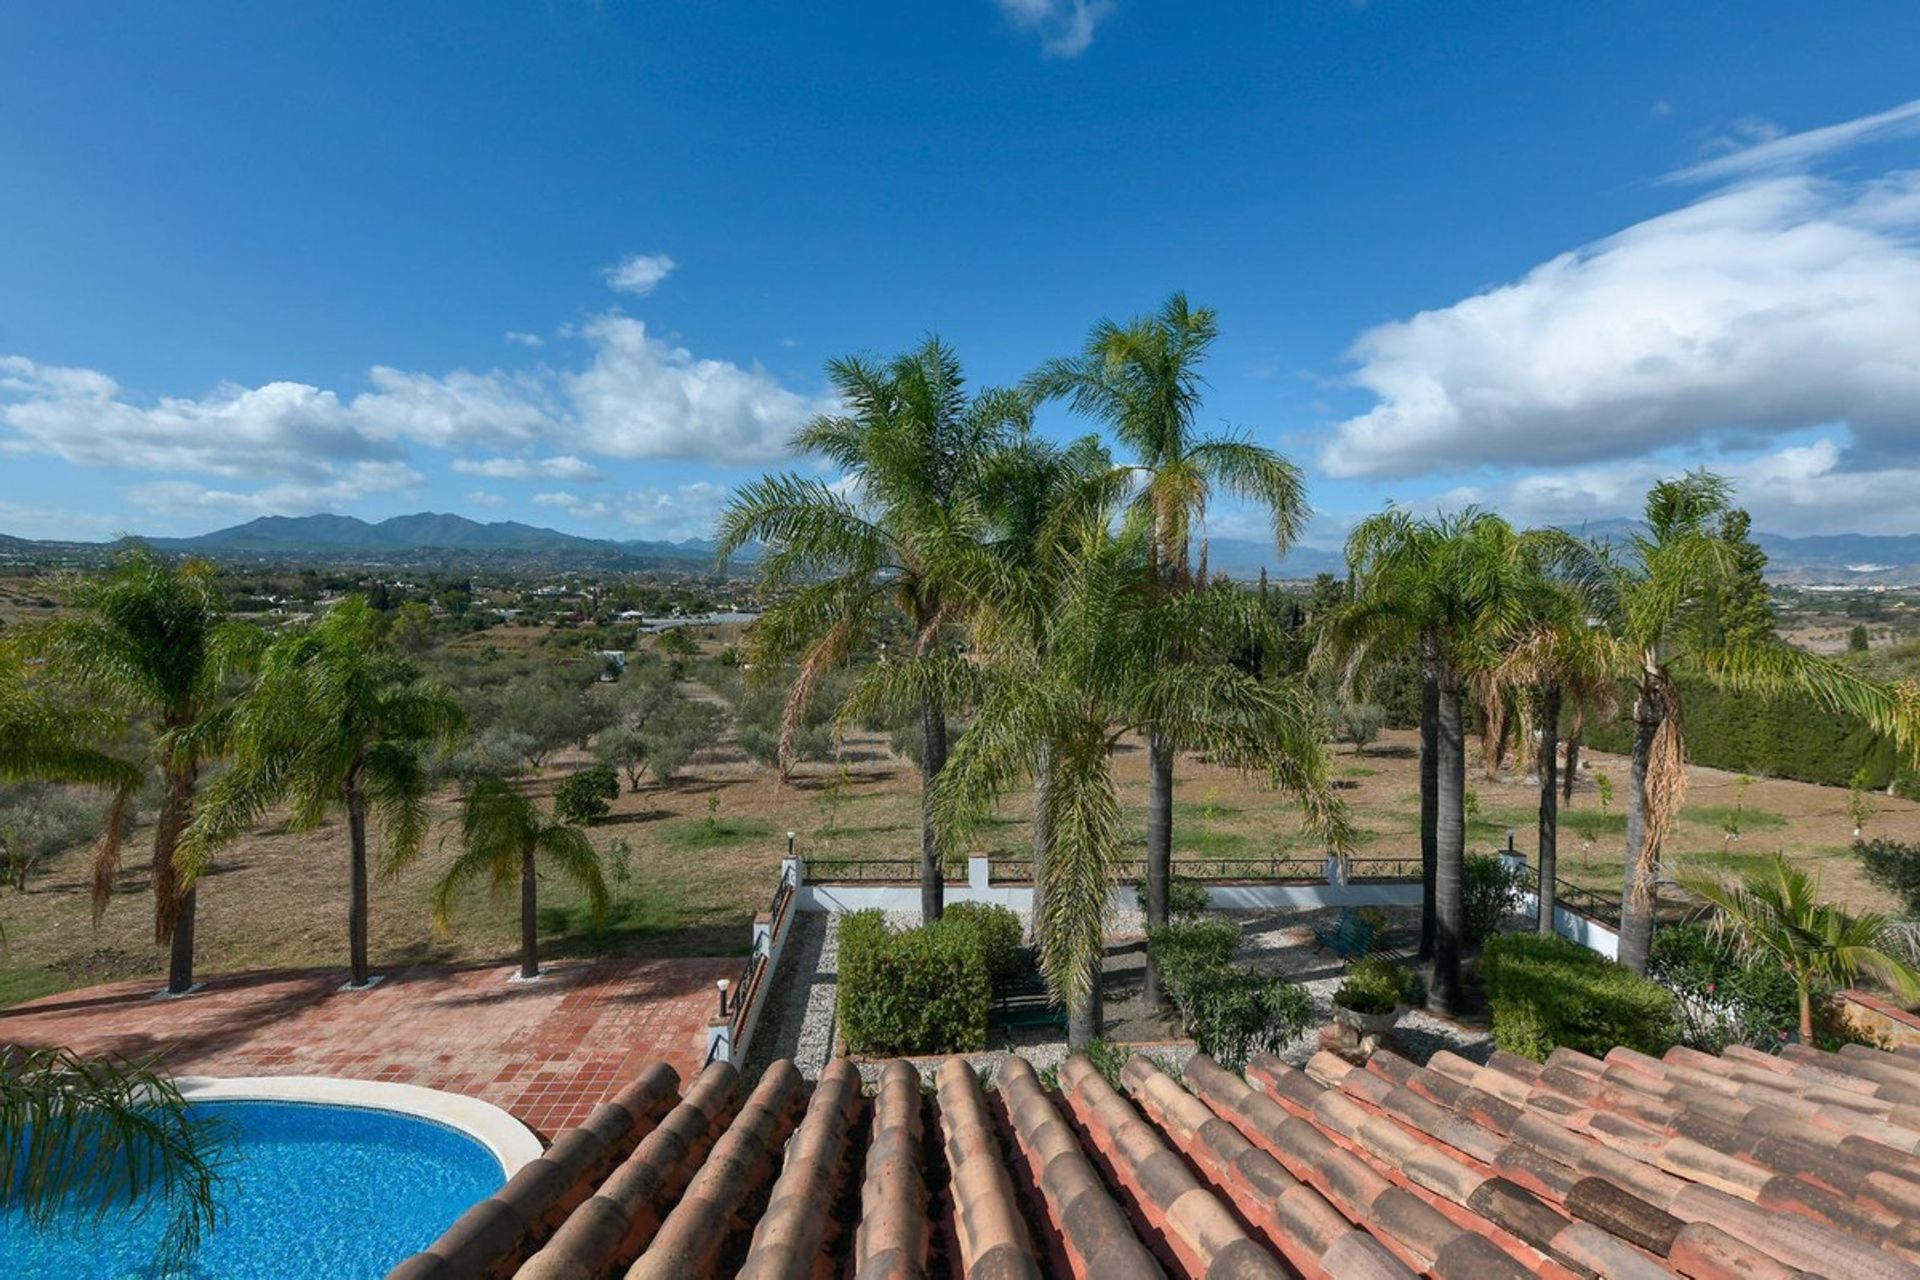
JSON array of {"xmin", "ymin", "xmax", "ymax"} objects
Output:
[
  {"xmin": 504, "ymin": 330, "xmax": 545, "ymax": 348},
  {"xmin": 603, "ymin": 251, "xmax": 677, "ymax": 296},
  {"xmin": 533, "ymin": 490, "xmax": 610, "ymax": 519},
  {"xmin": 1323, "ymin": 169, "xmax": 1920, "ymax": 483},
  {"xmin": 465, "ymin": 489, "xmax": 506, "ymax": 508},
  {"xmin": 1668, "ymin": 97, "xmax": 1920, "ymax": 183},
  {"xmin": 995, "ymin": 0, "xmax": 1113, "ymax": 59},
  {"xmin": 0, "ymin": 312, "xmax": 828, "ymax": 517},
  {"xmin": 452, "ymin": 455, "xmax": 603, "ymax": 482}
]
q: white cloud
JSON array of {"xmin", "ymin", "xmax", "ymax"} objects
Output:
[
  {"xmin": 1670, "ymin": 98, "xmax": 1920, "ymax": 183},
  {"xmin": 603, "ymin": 252, "xmax": 677, "ymax": 296},
  {"xmin": 1432, "ymin": 437, "xmax": 1920, "ymax": 538},
  {"xmin": 465, "ymin": 489, "xmax": 506, "ymax": 508},
  {"xmin": 125, "ymin": 461, "xmax": 423, "ymax": 520},
  {"xmin": 1, "ymin": 311, "xmax": 824, "ymax": 503},
  {"xmin": 504, "ymin": 330, "xmax": 545, "ymax": 348},
  {"xmin": 995, "ymin": 0, "xmax": 1113, "ymax": 59},
  {"xmin": 0, "ymin": 357, "xmax": 400, "ymax": 478},
  {"xmin": 1321, "ymin": 169, "xmax": 1920, "ymax": 480},
  {"xmin": 616, "ymin": 481, "xmax": 733, "ymax": 541},
  {"xmin": 562, "ymin": 315, "xmax": 826, "ymax": 463},
  {"xmin": 451, "ymin": 454, "xmax": 603, "ymax": 482},
  {"xmin": 532, "ymin": 490, "xmax": 610, "ymax": 519}
]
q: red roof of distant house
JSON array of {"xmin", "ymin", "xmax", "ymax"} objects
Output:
[{"xmin": 390, "ymin": 1038, "xmax": 1920, "ymax": 1279}]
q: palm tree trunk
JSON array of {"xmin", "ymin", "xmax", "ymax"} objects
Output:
[
  {"xmin": 155, "ymin": 760, "xmax": 200, "ymax": 995},
  {"xmin": 168, "ymin": 890, "xmax": 198, "ymax": 995},
  {"xmin": 1618, "ymin": 679, "xmax": 1662, "ymax": 974},
  {"xmin": 1031, "ymin": 741, "xmax": 1051, "ymax": 947},
  {"xmin": 1536, "ymin": 685, "xmax": 1562, "ymax": 937},
  {"xmin": 1562, "ymin": 731, "xmax": 1581, "ymax": 805},
  {"xmin": 1798, "ymin": 983, "xmax": 1815, "ymax": 1044},
  {"xmin": 1418, "ymin": 634, "xmax": 1440, "ymax": 961},
  {"xmin": 345, "ymin": 780, "xmax": 372, "ymax": 988},
  {"xmin": 1067, "ymin": 965, "xmax": 1103, "ymax": 1051},
  {"xmin": 1431, "ymin": 667, "xmax": 1466, "ymax": 1014},
  {"xmin": 520, "ymin": 845, "xmax": 540, "ymax": 980},
  {"xmin": 1143, "ymin": 730, "xmax": 1173, "ymax": 1008},
  {"xmin": 919, "ymin": 693, "xmax": 948, "ymax": 923}
]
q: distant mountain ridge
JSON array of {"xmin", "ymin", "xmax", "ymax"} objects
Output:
[{"xmin": 3, "ymin": 511, "xmax": 1918, "ymax": 583}]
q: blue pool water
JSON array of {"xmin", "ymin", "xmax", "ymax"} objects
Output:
[{"xmin": 1, "ymin": 1099, "xmax": 505, "ymax": 1279}]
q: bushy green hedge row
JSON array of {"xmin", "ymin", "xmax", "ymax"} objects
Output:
[
  {"xmin": 1481, "ymin": 933, "xmax": 1680, "ymax": 1061},
  {"xmin": 836, "ymin": 904, "xmax": 1024, "ymax": 1056},
  {"xmin": 1583, "ymin": 675, "xmax": 1919, "ymax": 796},
  {"xmin": 1147, "ymin": 919, "xmax": 1311, "ymax": 1071}
]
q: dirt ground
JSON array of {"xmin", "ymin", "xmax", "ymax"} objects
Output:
[{"xmin": 4, "ymin": 709, "xmax": 1916, "ymax": 1008}]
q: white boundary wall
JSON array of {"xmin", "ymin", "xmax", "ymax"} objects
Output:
[
  {"xmin": 796, "ymin": 855, "xmax": 1426, "ymax": 915},
  {"xmin": 796, "ymin": 852, "xmax": 1622, "ymax": 960}
]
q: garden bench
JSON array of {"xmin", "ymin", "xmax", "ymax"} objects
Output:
[
  {"xmin": 1313, "ymin": 909, "xmax": 1377, "ymax": 963},
  {"xmin": 992, "ymin": 958, "xmax": 1067, "ymax": 1043}
]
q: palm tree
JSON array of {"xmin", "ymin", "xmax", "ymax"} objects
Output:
[
  {"xmin": 880, "ymin": 512, "xmax": 1346, "ymax": 1049},
  {"xmin": 13, "ymin": 548, "xmax": 258, "ymax": 994},
  {"xmin": 1679, "ymin": 854, "xmax": 1920, "ymax": 1042},
  {"xmin": 1322, "ymin": 509, "xmax": 1535, "ymax": 1012},
  {"xmin": 949, "ymin": 430, "xmax": 1125, "ymax": 941},
  {"xmin": 1028, "ymin": 293, "xmax": 1307, "ymax": 1004},
  {"xmin": 1, "ymin": 1046, "xmax": 224, "ymax": 1272},
  {"xmin": 1490, "ymin": 535, "xmax": 1617, "ymax": 936},
  {"xmin": 1609, "ymin": 473, "xmax": 1920, "ymax": 972},
  {"xmin": 432, "ymin": 777, "xmax": 609, "ymax": 980},
  {"xmin": 178, "ymin": 597, "xmax": 464, "ymax": 988},
  {"xmin": 716, "ymin": 338, "xmax": 1021, "ymax": 922}
]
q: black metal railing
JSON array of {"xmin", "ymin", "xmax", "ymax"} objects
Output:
[
  {"xmin": 1518, "ymin": 867, "xmax": 1623, "ymax": 929},
  {"xmin": 992, "ymin": 855, "xmax": 1324, "ymax": 885},
  {"xmin": 1346, "ymin": 856, "xmax": 1424, "ymax": 882},
  {"xmin": 800, "ymin": 856, "xmax": 925, "ymax": 883}
]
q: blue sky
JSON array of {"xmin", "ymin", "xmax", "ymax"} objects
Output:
[{"xmin": 5, "ymin": 2, "xmax": 1920, "ymax": 547}]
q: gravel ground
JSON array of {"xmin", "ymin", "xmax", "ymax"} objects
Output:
[{"xmin": 742, "ymin": 903, "xmax": 1492, "ymax": 1085}]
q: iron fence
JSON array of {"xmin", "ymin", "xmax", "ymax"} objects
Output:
[
  {"xmin": 800, "ymin": 857, "xmax": 925, "ymax": 884},
  {"xmin": 1346, "ymin": 856, "xmax": 1424, "ymax": 881}
]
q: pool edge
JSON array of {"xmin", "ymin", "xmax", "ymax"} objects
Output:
[{"xmin": 173, "ymin": 1076, "xmax": 543, "ymax": 1176}]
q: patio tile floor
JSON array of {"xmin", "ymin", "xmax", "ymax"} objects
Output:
[{"xmin": 0, "ymin": 956, "xmax": 736, "ymax": 1139}]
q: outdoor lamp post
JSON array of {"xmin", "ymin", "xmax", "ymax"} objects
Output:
[{"xmin": 716, "ymin": 978, "xmax": 730, "ymax": 1017}]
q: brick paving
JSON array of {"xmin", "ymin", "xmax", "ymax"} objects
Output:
[{"xmin": 0, "ymin": 956, "xmax": 735, "ymax": 1138}]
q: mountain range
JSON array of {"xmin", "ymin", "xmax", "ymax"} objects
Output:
[{"xmin": 3, "ymin": 511, "xmax": 1919, "ymax": 584}]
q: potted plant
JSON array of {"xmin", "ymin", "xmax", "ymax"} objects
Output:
[{"xmin": 1331, "ymin": 956, "xmax": 1420, "ymax": 1043}]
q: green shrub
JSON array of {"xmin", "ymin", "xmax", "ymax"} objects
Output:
[
  {"xmin": 939, "ymin": 903, "xmax": 1026, "ymax": 981},
  {"xmin": 1856, "ymin": 838, "xmax": 1920, "ymax": 918},
  {"xmin": 1146, "ymin": 919, "xmax": 1241, "ymax": 999},
  {"xmin": 1463, "ymin": 854, "xmax": 1525, "ymax": 949},
  {"xmin": 1649, "ymin": 923, "xmax": 1800, "ymax": 1051},
  {"xmin": 554, "ymin": 764, "xmax": 620, "ymax": 825},
  {"xmin": 836, "ymin": 910, "xmax": 992, "ymax": 1056},
  {"xmin": 1180, "ymin": 968, "xmax": 1312, "ymax": 1071},
  {"xmin": 1133, "ymin": 874, "xmax": 1209, "ymax": 921},
  {"xmin": 1146, "ymin": 917, "xmax": 1309, "ymax": 1069},
  {"xmin": 1334, "ymin": 956, "xmax": 1421, "ymax": 1016},
  {"xmin": 1481, "ymin": 933, "xmax": 1680, "ymax": 1061}
]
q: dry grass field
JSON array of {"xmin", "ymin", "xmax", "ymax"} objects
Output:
[{"xmin": 5, "ymin": 691, "xmax": 1916, "ymax": 1011}]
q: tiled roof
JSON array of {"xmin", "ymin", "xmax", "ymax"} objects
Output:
[{"xmin": 390, "ymin": 1040, "xmax": 1920, "ymax": 1279}]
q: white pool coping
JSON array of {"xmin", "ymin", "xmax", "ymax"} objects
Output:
[{"xmin": 173, "ymin": 1075, "xmax": 544, "ymax": 1177}]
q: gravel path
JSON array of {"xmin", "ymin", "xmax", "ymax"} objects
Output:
[{"xmin": 743, "ymin": 904, "xmax": 1492, "ymax": 1084}]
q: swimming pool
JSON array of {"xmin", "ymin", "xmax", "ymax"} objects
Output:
[{"xmin": 1, "ymin": 1098, "xmax": 508, "ymax": 1279}]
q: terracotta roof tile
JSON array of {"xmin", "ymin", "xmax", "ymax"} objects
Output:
[{"xmin": 383, "ymin": 1041, "xmax": 1920, "ymax": 1280}]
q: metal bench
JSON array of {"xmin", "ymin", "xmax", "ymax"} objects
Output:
[
  {"xmin": 1312, "ymin": 909, "xmax": 1377, "ymax": 964},
  {"xmin": 991, "ymin": 955, "xmax": 1067, "ymax": 1043}
]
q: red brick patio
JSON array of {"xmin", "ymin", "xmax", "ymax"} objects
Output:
[{"xmin": 0, "ymin": 956, "xmax": 736, "ymax": 1139}]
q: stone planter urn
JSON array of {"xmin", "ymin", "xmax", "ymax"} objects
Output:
[{"xmin": 1326, "ymin": 999, "xmax": 1403, "ymax": 1060}]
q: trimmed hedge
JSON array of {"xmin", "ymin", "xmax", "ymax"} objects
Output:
[
  {"xmin": 835, "ymin": 904, "xmax": 1023, "ymax": 1056},
  {"xmin": 1482, "ymin": 933, "xmax": 1680, "ymax": 1061},
  {"xmin": 1584, "ymin": 674, "xmax": 1920, "ymax": 797},
  {"xmin": 940, "ymin": 902, "xmax": 1026, "ymax": 981}
]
